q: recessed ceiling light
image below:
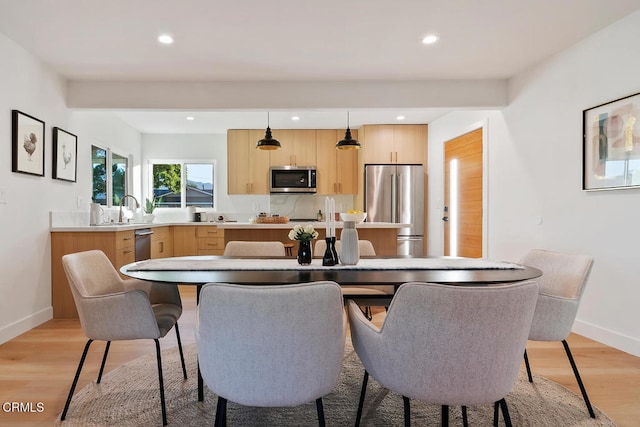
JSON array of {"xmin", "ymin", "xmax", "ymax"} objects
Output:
[
  {"xmin": 186, "ymin": 116, "xmax": 195, "ymax": 121},
  {"xmin": 421, "ymin": 34, "xmax": 439, "ymax": 45},
  {"xmin": 291, "ymin": 116, "xmax": 300, "ymax": 121},
  {"xmin": 396, "ymin": 115, "xmax": 406, "ymax": 121},
  {"xmin": 158, "ymin": 34, "xmax": 174, "ymax": 45}
]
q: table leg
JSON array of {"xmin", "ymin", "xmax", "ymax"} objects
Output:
[{"xmin": 196, "ymin": 284, "xmax": 204, "ymax": 401}]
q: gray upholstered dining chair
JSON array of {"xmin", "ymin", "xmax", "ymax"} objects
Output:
[
  {"xmin": 520, "ymin": 249, "xmax": 596, "ymax": 418},
  {"xmin": 60, "ymin": 249, "xmax": 186, "ymax": 426},
  {"xmin": 196, "ymin": 281, "xmax": 346, "ymax": 427},
  {"xmin": 223, "ymin": 240, "xmax": 286, "ymax": 256},
  {"xmin": 315, "ymin": 239, "xmax": 394, "ymax": 318},
  {"xmin": 349, "ymin": 281, "xmax": 539, "ymax": 427}
]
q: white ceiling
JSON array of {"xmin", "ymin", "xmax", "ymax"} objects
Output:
[{"xmin": 2, "ymin": 0, "xmax": 639, "ymax": 133}]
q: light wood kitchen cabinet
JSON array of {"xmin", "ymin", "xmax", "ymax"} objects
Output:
[
  {"xmin": 269, "ymin": 129, "xmax": 317, "ymax": 167},
  {"xmin": 173, "ymin": 225, "xmax": 225, "ymax": 256},
  {"xmin": 227, "ymin": 129, "xmax": 271, "ymax": 194},
  {"xmin": 51, "ymin": 230, "xmax": 136, "ymax": 318},
  {"xmin": 151, "ymin": 226, "xmax": 173, "ymax": 259},
  {"xmin": 316, "ymin": 129, "xmax": 358, "ymax": 194},
  {"xmin": 360, "ymin": 124, "xmax": 427, "ymax": 165}
]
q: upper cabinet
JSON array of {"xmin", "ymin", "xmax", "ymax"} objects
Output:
[
  {"xmin": 316, "ymin": 129, "xmax": 358, "ymax": 194},
  {"xmin": 360, "ymin": 124, "xmax": 427, "ymax": 165},
  {"xmin": 227, "ymin": 129, "xmax": 271, "ymax": 194},
  {"xmin": 269, "ymin": 129, "xmax": 317, "ymax": 167}
]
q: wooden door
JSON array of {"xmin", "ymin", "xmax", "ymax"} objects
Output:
[{"xmin": 444, "ymin": 128, "xmax": 483, "ymax": 258}]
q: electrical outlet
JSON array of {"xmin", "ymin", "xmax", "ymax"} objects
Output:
[{"xmin": 0, "ymin": 187, "xmax": 6, "ymax": 204}]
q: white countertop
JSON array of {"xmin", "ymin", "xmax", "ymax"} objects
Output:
[{"xmin": 50, "ymin": 221, "xmax": 410, "ymax": 232}]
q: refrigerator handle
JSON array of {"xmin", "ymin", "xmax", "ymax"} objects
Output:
[
  {"xmin": 391, "ymin": 173, "xmax": 397, "ymax": 223},
  {"xmin": 397, "ymin": 172, "xmax": 403, "ymax": 222}
]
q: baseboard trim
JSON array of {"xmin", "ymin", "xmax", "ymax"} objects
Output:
[
  {"xmin": 0, "ymin": 307, "xmax": 53, "ymax": 345},
  {"xmin": 573, "ymin": 319, "xmax": 640, "ymax": 357}
]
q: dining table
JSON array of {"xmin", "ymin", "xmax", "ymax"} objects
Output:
[{"xmin": 120, "ymin": 255, "xmax": 542, "ymax": 401}]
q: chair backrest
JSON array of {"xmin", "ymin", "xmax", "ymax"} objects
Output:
[
  {"xmin": 223, "ymin": 241, "xmax": 286, "ymax": 257},
  {"xmin": 351, "ymin": 281, "xmax": 538, "ymax": 405},
  {"xmin": 520, "ymin": 249, "xmax": 593, "ymax": 299},
  {"xmin": 197, "ymin": 281, "xmax": 346, "ymax": 407},
  {"xmin": 314, "ymin": 239, "xmax": 376, "ymax": 256},
  {"xmin": 62, "ymin": 250, "xmax": 123, "ymax": 298}
]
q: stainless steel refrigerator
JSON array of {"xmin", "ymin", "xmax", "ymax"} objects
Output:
[{"xmin": 364, "ymin": 164, "xmax": 425, "ymax": 256}]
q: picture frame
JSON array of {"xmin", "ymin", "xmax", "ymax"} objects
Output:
[
  {"xmin": 52, "ymin": 127, "xmax": 78, "ymax": 182},
  {"xmin": 12, "ymin": 110, "xmax": 45, "ymax": 177},
  {"xmin": 583, "ymin": 92, "xmax": 640, "ymax": 191}
]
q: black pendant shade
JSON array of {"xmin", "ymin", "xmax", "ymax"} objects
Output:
[
  {"xmin": 336, "ymin": 112, "xmax": 361, "ymax": 150},
  {"xmin": 256, "ymin": 113, "xmax": 281, "ymax": 150}
]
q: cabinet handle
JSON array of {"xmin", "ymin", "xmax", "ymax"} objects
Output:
[
  {"xmin": 395, "ymin": 152, "xmax": 398, "ymax": 163},
  {"xmin": 123, "ymin": 237, "xmax": 133, "ymax": 241},
  {"xmin": 390, "ymin": 152, "xmax": 393, "ymax": 163},
  {"xmin": 333, "ymin": 183, "xmax": 337, "ymax": 193},
  {"xmin": 245, "ymin": 183, "xmax": 249, "ymax": 193},
  {"xmin": 207, "ymin": 242, "xmax": 218, "ymax": 246},
  {"xmin": 159, "ymin": 242, "xmax": 164, "ymax": 253},
  {"xmin": 123, "ymin": 250, "xmax": 133, "ymax": 254}
]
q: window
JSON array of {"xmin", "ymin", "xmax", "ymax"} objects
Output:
[
  {"xmin": 150, "ymin": 161, "xmax": 215, "ymax": 208},
  {"xmin": 92, "ymin": 146, "xmax": 130, "ymax": 207}
]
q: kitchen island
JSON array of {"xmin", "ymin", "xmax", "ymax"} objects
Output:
[{"xmin": 50, "ymin": 221, "xmax": 407, "ymax": 318}]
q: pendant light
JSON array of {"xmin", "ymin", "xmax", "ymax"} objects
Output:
[
  {"xmin": 256, "ymin": 112, "xmax": 281, "ymax": 150},
  {"xmin": 336, "ymin": 111, "xmax": 361, "ymax": 150}
]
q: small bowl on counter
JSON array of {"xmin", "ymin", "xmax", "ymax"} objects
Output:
[{"xmin": 340, "ymin": 212, "xmax": 367, "ymax": 223}]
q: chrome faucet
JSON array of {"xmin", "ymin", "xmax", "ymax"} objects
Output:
[{"xmin": 118, "ymin": 195, "xmax": 140, "ymax": 223}]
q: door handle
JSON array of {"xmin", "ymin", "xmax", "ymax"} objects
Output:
[{"xmin": 442, "ymin": 216, "xmax": 449, "ymax": 222}]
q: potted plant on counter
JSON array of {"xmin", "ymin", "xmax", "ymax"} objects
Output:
[{"xmin": 143, "ymin": 197, "xmax": 159, "ymax": 223}]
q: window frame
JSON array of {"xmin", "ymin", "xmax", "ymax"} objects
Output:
[
  {"xmin": 147, "ymin": 159, "xmax": 217, "ymax": 209},
  {"xmin": 91, "ymin": 145, "xmax": 131, "ymax": 208}
]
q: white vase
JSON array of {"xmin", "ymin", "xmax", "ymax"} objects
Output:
[
  {"xmin": 144, "ymin": 214, "xmax": 155, "ymax": 223},
  {"xmin": 339, "ymin": 221, "xmax": 359, "ymax": 265}
]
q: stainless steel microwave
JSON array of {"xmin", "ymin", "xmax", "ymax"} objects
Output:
[{"xmin": 270, "ymin": 166, "xmax": 317, "ymax": 193}]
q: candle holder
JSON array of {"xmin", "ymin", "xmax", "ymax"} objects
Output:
[
  {"xmin": 322, "ymin": 237, "xmax": 336, "ymax": 266},
  {"xmin": 330, "ymin": 236, "xmax": 339, "ymax": 265}
]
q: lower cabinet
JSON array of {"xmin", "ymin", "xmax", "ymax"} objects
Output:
[
  {"xmin": 51, "ymin": 230, "xmax": 135, "ymax": 319},
  {"xmin": 151, "ymin": 226, "xmax": 173, "ymax": 258},
  {"xmin": 173, "ymin": 225, "xmax": 225, "ymax": 256}
]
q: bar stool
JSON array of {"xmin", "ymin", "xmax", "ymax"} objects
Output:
[{"xmin": 284, "ymin": 243, "xmax": 294, "ymax": 257}]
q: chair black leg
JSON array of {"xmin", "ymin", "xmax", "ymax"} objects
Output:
[
  {"xmin": 316, "ymin": 397, "xmax": 326, "ymax": 427},
  {"xmin": 61, "ymin": 339, "xmax": 93, "ymax": 421},
  {"xmin": 440, "ymin": 404, "xmax": 448, "ymax": 426},
  {"xmin": 498, "ymin": 398, "xmax": 512, "ymax": 427},
  {"xmin": 523, "ymin": 348, "xmax": 533, "ymax": 382},
  {"xmin": 154, "ymin": 339, "xmax": 167, "ymax": 426},
  {"xmin": 215, "ymin": 396, "xmax": 227, "ymax": 427},
  {"xmin": 461, "ymin": 405, "xmax": 468, "ymax": 427},
  {"xmin": 174, "ymin": 322, "xmax": 187, "ymax": 379},
  {"xmin": 493, "ymin": 401, "xmax": 499, "ymax": 426},
  {"xmin": 355, "ymin": 370, "xmax": 369, "ymax": 427},
  {"xmin": 97, "ymin": 341, "xmax": 111, "ymax": 383},
  {"xmin": 403, "ymin": 396, "xmax": 411, "ymax": 427},
  {"xmin": 562, "ymin": 339, "xmax": 595, "ymax": 418}
]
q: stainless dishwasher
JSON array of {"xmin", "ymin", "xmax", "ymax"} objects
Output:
[{"xmin": 134, "ymin": 228, "xmax": 153, "ymax": 261}]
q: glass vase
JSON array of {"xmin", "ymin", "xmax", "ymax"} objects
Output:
[{"xmin": 297, "ymin": 240, "xmax": 312, "ymax": 265}]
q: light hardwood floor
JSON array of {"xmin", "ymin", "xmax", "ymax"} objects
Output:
[{"xmin": 0, "ymin": 286, "xmax": 638, "ymax": 426}]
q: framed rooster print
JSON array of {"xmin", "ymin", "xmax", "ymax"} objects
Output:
[
  {"xmin": 52, "ymin": 127, "xmax": 77, "ymax": 182},
  {"xmin": 12, "ymin": 110, "xmax": 45, "ymax": 177}
]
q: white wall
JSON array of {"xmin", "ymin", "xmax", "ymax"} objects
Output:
[
  {"xmin": 0, "ymin": 32, "xmax": 142, "ymax": 344},
  {"xmin": 428, "ymin": 11, "xmax": 640, "ymax": 356}
]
